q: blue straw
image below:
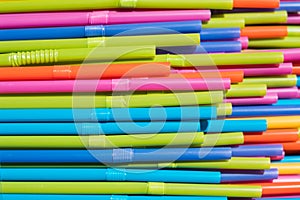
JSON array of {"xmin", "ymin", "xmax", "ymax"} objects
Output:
[
  {"xmin": 231, "ymin": 105, "xmax": 300, "ymax": 117},
  {"xmin": 0, "ymin": 148, "xmax": 232, "ymax": 163},
  {"xmin": 278, "ymin": 2, "xmax": 300, "ymax": 12},
  {"xmin": 274, "ymin": 99, "xmax": 300, "ymax": 106},
  {"xmin": 0, "ymin": 168, "xmax": 221, "ymax": 183},
  {"xmin": 0, "ymin": 121, "xmax": 201, "ymax": 135},
  {"xmin": 0, "ymin": 106, "xmax": 217, "ymax": 122},
  {"xmin": 297, "ymin": 76, "xmax": 300, "ymax": 87},
  {"xmin": 232, "ymin": 144, "xmax": 284, "ymax": 157},
  {"xmin": 0, "ymin": 195, "xmax": 227, "ymax": 200},
  {"xmin": 0, "ymin": 20, "xmax": 202, "ymax": 40},
  {"xmin": 200, "ymin": 28, "xmax": 241, "ymax": 41},
  {"xmin": 273, "ymin": 155, "xmax": 300, "ymax": 163}
]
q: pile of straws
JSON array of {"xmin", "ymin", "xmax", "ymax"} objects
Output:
[{"xmin": 0, "ymin": 0, "xmax": 299, "ymax": 200}]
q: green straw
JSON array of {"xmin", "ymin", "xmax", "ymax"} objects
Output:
[
  {"xmin": 0, "ymin": 34, "xmax": 200, "ymax": 53},
  {"xmin": 220, "ymin": 11, "xmax": 288, "ymax": 25},
  {"xmin": 241, "ymin": 75, "xmax": 297, "ymax": 88},
  {"xmin": 288, "ymin": 26, "xmax": 300, "ymax": 36},
  {"xmin": 0, "ymin": 132, "xmax": 204, "ymax": 149},
  {"xmin": 0, "ymin": 182, "xmax": 262, "ymax": 197},
  {"xmin": 225, "ymin": 84, "xmax": 267, "ymax": 98},
  {"xmin": 202, "ymin": 18, "xmax": 245, "ymax": 28},
  {"xmin": 248, "ymin": 37, "xmax": 300, "ymax": 48},
  {"xmin": 217, "ymin": 103, "xmax": 233, "ymax": 116},
  {"xmin": 0, "ymin": 91, "xmax": 224, "ymax": 108},
  {"xmin": 153, "ymin": 52, "xmax": 284, "ymax": 67},
  {"xmin": 3, "ymin": 157, "xmax": 271, "ymax": 170},
  {"xmin": 196, "ymin": 132, "xmax": 244, "ymax": 147},
  {"xmin": 0, "ymin": 0, "xmax": 233, "ymax": 13},
  {"xmin": 0, "ymin": 46, "xmax": 155, "ymax": 67}
]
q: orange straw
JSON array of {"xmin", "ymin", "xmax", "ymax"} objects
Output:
[
  {"xmin": 241, "ymin": 26, "xmax": 288, "ymax": 39},
  {"xmin": 234, "ymin": 0, "xmax": 280, "ymax": 8},
  {"xmin": 244, "ymin": 129, "xmax": 299, "ymax": 144}
]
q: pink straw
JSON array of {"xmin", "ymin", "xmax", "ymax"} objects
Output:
[
  {"xmin": 0, "ymin": 78, "xmax": 230, "ymax": 94},
  {"xmin": 224, "ymin": 92, "xmax": 278, "ymax": 105},
  {"xmin": 0, "ymin": 10, "xmax": 211, "ymax": 29},
  {"xmin": 268, "ymin": 87, "xmax": 299, "ymax": 99},
  {"xmin": 273, "ymin": 175, "xmax": 300, "ymax": 183}
]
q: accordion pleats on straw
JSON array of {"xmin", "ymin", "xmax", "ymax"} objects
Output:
[{"xmin": 0, "ymin": 0, "xmax": 299, "ymax": 199}]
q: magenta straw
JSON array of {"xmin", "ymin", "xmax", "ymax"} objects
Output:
[
  {"xmin": 225, "ymin": 93, "xmax": 278, "ymax": 105},
  {"xmin": 237, "ymin": 37, "xmax": 249, "ymax": 49},
  {"xmin": 268, "ymin": 87, "xmax": 299, "ymax": 99},
  {"xmin": 0, "ymin": 78, "xmax": 230, "ymax": 94},
  {"xmin": 273, "ymin": 175, "xmax": 300, "ymax": 183},
  {"xmin": 0, "ymin": 10, "xmax": 211, "ymax": 29},
  {"xmin": 287, "ymin": 15, "xmax": 300, "ymax": 24}
]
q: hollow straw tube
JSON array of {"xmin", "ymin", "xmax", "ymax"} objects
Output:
[
  {"xmin": 0, "ymin": 168, "xmax": 221, "ymax": 183},
  {"xmin": 274, "ymin": 175, "xmax": 300, "ymax": 183},
  {"xmin": 279, "ymin": 1, "xmax": 300, "ymax": 12},
  {"xmin": 232, "ymin": 105, "xmax": 300, "ymax": 117},
  {"xmin": 0, "ymin": 62, "xmax": 170, "ymax": 80},
  {"xmin": 275, "ymin": 156, "xmax": 300, "ymax": 163},
  {"xmin": 0, "ymin": 106, "xmax": 220, "ymax": 122},
  {"xmin": 0, "ymin": 21, "xmax": 202, "ymax": 41},
  {"xmin": 244, "ymin": 129, "xmax": 300, "ymax": 143},
  {"xmin": 0, "ymin": 182, "xmax": 262, "ymax": 197},
  {"xmin": 275, "ymin": 99, "xmax": 300, "ymax": 106},
  {"xmin": 225, "ymin": 93, "xmax": 278, "ymax": 106},
  {"xmin": 261, "ymin": 182, "xmax": 300, "ymax": 196},
  {"xmin": 249, "ymin": 37, "xmax": 300, "ymax": 48},
  {"xmin": 240, "ymin": 75, "xmax": 297, "ymax": 88},
  {"xmin": 226, "ymin": 84, "xmax": 267, "ymax": 97},
  {"xmin": 0, "ymin": 195, "xmax": 229, "ymax": 200},
  {"xmin": 232, "ymin": 144, "xmax": 284, "ymax": 157},
  {"xmin": 202, "ymin": 18, "xmax": 245, "ymax": 29},
  {"xmin": 0, "ymin": 10, "xmax": 211, "ymax": 29},
  {"xmin": 0, "ymin": 34, "xmax": 200, "ymax": 53},
  {"xmin": 0, "ymin": 46, "xmax": 156, "ymax": 67},
  {"xmin": 287, "ymin": 15, "xmax": 300, "ymax": 24},
  {"xmin": 287, "ymin": 26, "xmax": 300, "ymax": 37},
  {"xmin": 154, "ymin": 52, "xmax": 284, "ymax": 67},
  {"xmin": 0, "ymin": 91, "xmax": 224, "ymax": 109},
  {"xmin": 0, "ymin": 148, "xmax": 232, "ymax": 163},
  {"xmin": 0, "ymin": 121, "xmax": 203, "ymax": 135},
  {"xmin": 196, "ymin": 132, "xmax": 244, "ymax": 147},
  {"xmin": 233, "ymin": 0, "xmax": 280, "ymax": 8},
  {"xmin": 268, "ymin": 87, "xmax": 299, "ymax": 99},
  {"xmin": 221, "ymin": 169, "xmax": 278, "ymax": 183},
  {"xmin": 271, "ymin": 163, "xmax": 300, "ymax": 175},
  {"xmin": 241, "ymin": 26, "xmax": 288, "ymax": 39},
  {"xmin": 248, "ymin": 48, "xmax": 300, "ymax": 63},
  {"xmin": 0, "ymin": 132, "xmax": 205, "ymax": 149},
  {"xmin": 220, "ymin": 11, "xmax": 287, "ymax": 25},
  {"xmin": 201, "ymin": 28, "xmax": 241, "ymax": 41},
  {"xmin": 0, "ymin": 78, "xmax": 231, "ymax": 94}
]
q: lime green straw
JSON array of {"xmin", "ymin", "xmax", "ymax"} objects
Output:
[
  {"xmin": 220, "ymin": 11, "xmax": 287, "ymax": 25},
  {"xmin": 0, "ymin": 0, "xmax": 233, "ymax": 13},
  {"xmin": 196, "ymin": 132, "xmax": 244, "ymax": 147},
  {"xmin": 248, "ymin": 37, "xmax": 300, "ymax": 48},
  {"xmin": 217, "ymin": 103, "xmax": 233, "ymax": 116},
  {"xmin": 0, "ymin": 34, "xmax": 200, "ymax": 53},
  {"xmin": 226, "ymin": 84, "xmax": 267, "ymax": 98},
  {"xmin": 0, "ymin": 91, "xmax": 224, "ymax": 108},
  {"xmin": 1, "ymin": 182, "xmax": 262, "ymax": 197},
  {"xmin": 202, "ymin": 18, "xmax": 245, "ymax": 28},
  {"xmin": 153, "ymin": 52, "xmax": 284, "ymax": 67},
  {"xmin": 241, "ymin": 75, "xmax": 297, "ymax": 88},
  {"xmin": 0, "ymin": 132, "xmax": 204, "ymax": 149},
  {"xmin": 0, "ymin": 46, "xmax": 155, "ymax": 67},
  {"xmin": 3, "ymin": 157, "xmax": 271, "ymax": 170},
  {"xmin": 288, "ymin": 26, "xmax": 300, "ymax": 36}
]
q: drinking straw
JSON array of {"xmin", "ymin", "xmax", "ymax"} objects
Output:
[
  {"xmin": 241, "ymin": 26, "xmax": 288, "ymax": 39},
  {"xmin": 153, "ymin": 52, "xmax": 284, "ymax": 67},
  {"xmin": 287, "ymin": 15, "xmax": 300, "ymax": 24},
  {"xmin": 293, "ymin": 66, "xmax": 300, "ymax": 75},
  {"xmin": 232, "ymin": 105, "xmax": 300, "ymax": 117},
  {"xmin": 158, "ymin": 41, "xmax": 242, "ymax": 54},
  {"xmin": 236, "ymin": 36, "xmax": 249, "ymax": 49},
  {"xmin": 271, "ymin": 163, "xmax": 300, "ymax": 175},
  {"xmin": 0, "ymin": 132, "xmax": 243, "ymax": 149},
  {"xmin": 0, "ymin": 106, "xmax": 221, "ymax": 122},
  {"xmin": 0, "ymin": 182, "xmax": 262, "ymax": 197},
  {"xmin": 249, "ymin": 37, "xmax": 300, "ymax": 48},
  {"xmin": 0, "ymin": 34, "xmax": 200, "ymax": 53},
  {"xmin": 0, "ymin": 148, "xmax": 232, "ymax": 163},
  {"xmin": 275, "ymin": 155, "xmax": 300, "ymax": 163},
  {"xmin": 204, "ymin": 119, "xmax": 267, "ymax": 132},
  {"xmin": 282, "ymin": 140, "xmax": 300, "ymax": 152},
  {"xmin": 216, "ymin": 63, "xmax": 293, "ymax": 77},
  {"xmin": 256, "ymin": 197, "xmax": 300, "ymax": 200},
  {"xmin": 0, "ymin": 195, "xmax": 229, "ymax": 200},
  {"xmin": 0, "ymin": 46, "xmax": 156, "ymax": 67},
  {"xmin": 275, "ymin": 99, "xmax": 300, "ymax": 106},
  {"xmin": 0, "ymin": 132, "xmax": 204, "ymax": 149},
  {"xmin": 0, "ymin": 91, "xmax": 224, "ymax": 109},
  {"xmin": 0, "ymin": 78, "xmax": 231, "ymax": 94},
  {"xmin": 233, "ymin": 0, "xmax": 280, "ymax": 8},
  {"xmin": 225, "ymin": 84, "xmax": 267, "ymax": 97},
  {"xmin": 0, "ymin": 21, "xmax": 202, "ymax": 41},
  {"xmin": 274, "ymin": 175, "xmax": 300, "ymax": 183},
  {"xmin": 201, "ymin": 28, "xmax": 241, "ymax": 41},
  {"xmin": 298, "ymin": 76, "xmax": 300, "ymax": 87},
  {"xmin": 170, "ymin": 70, "xmax": 244, "ymax": 83},
  {"xmin": 279, "ymin": 1, "xmax": 300, "ymax": 12},
  {"xmin": 231, "ymin": 144, "xmax": 284, "ymax": 157},
  {"xmin": 220, "ymin": 11, "xmax": 287, "ymax": 25},
  {"xmin": 240, "ymin": 75, "xmax": 297, "ymax": 88},
  {"xmin": 221, "ymin": 168, "xmax": 278, "ymax": 183},
  {"xmin": 287, "ymin": 26, "xmax": 300, "ymax": 37},
  {"xmin": 248, "ymin": 48, "xmax": 300, "ymax": 63},
  {"xmin": 0, "ymin": 62, "xmax": 170, "ymax": 81},
  {"xmin": 0, "ymin": 168, "xmax": 222, "ymax": 183},
  {"xmin": 260, "ymin": 182, "xmax": 300, "ymax": 196},
  {"xmin": 244, "ymin": 129, "xmax": 300, "ymax": 143},
  {"xmin": 202, "ymin": 18, "xmax": 245, "ymax": 29},
  {"xmin": 268, "ymin": 87, "xmax": 299, "ymax": 99},
  {"xmin": 0, "ymin": 10, "xmax": 211, "ymax": 29},
  {"xmin": 224, "ymin": 93, "xmax": 278, "ymax": 105}
]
